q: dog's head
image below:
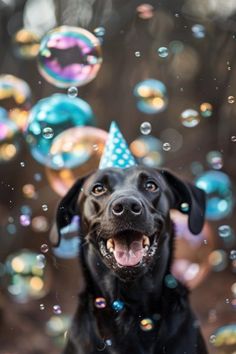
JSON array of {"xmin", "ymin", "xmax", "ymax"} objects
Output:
[{"xmin": 52, "ymin": 166, "xmax": 205, "ymax": 281}]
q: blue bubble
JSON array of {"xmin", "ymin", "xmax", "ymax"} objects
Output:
[
  {"xmin": 134, "ymin": 79, "xmax": 168, "ymax": 114},
  {"xmin": 25, "ymin": 94, "xmax": 95, "ymax": 169},
  {"xmin": 195, "ymin": 171, "xmax": 234, "ymax": 220},
  {"xmin": 112, "ymin": 299, "xmax": 124, "ymax": 312}
]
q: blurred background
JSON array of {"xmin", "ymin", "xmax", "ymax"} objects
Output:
[{"xmin": 0, "ymin": 0, "xmax": 236, "ymax": 353}]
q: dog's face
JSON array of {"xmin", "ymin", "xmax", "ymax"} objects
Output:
[{"xmin": 54, "ymin": 166, "xmax": 205, "ymax": 281}]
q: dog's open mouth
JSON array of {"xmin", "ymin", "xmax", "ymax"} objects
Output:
[{"xmin": 98, "ymin": 230, "xmax": 158, "ymax": 269}]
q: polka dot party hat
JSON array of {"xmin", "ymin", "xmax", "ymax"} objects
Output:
[{"xmin": 99, "ymin": 121, "xmax": 137, "ymax": 169}]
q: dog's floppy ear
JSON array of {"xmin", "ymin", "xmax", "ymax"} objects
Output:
[
  {"xmin": 50, "ymin": 177, "xmax": 86, "ymax": 247},
  {"xmin": 161, "ymin": 169, "xmax": 205, "ymax": 235}
]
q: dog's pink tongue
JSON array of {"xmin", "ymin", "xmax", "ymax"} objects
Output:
[{"xmin": 114, "ymin": 240, "xmax": 144, "ymax": 266}]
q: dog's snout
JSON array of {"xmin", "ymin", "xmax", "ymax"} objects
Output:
[{"xmin": 111, "ymin": 197, "xmax": 143, "ymax": 216}]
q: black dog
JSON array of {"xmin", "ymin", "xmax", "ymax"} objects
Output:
[{"xmin": 53, "ymin": 166, "xmax": 208, "ymax": 354}]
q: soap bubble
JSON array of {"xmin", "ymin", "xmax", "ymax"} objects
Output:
[
  {"xmin": 157, "ymin": 47, "xmax": 169, "ymax": 58},
  {"xmin": 218, "ymin": 225, "xmax": 233, "ymax": 238},
  {"xmin": 67, "ymin": 86, "xmax": 78, "ymax": 98},
  {"xmin": 38, "ymin": 26, "xmax": 102, "ymax": 88},
  {"xmin": 12, "ymin": 29, "xmax": 40, "ymax": 60},
  {"xmin": 200, "ymin": 102, "xmax": 213, "ymax": 118},
  {"xmin": 230, "ymin": 250, "xmax": 236, "ymax": 260},
  {"xmin": 228, "ymin": 95, "xmax": 235, "ymax": 103},
  {"xmin": 210, "ymin": 325, "xmax": 236, "ymax": 347},
  {"xmin": 130, "ymin": 135, "xmax": 164, "ymax": 167},
  {"xmin": 134, "ymin": 79, "xmax": 168, "ymax": 114},
  {"xmin": 180, "ymin": 109, "xmax": 200, "ymax": 128},
  {"xmin": 41, "ymin": 244, "xmax": 49, "ymax": 253},
  {"xmin": 140, "ymin": 318, "xmax": 154, "ymax": 331},
  {"xmin": 140, "ymin": 122, "xmax": 152, "ymax": 135},
  {"xmin": 208, "ymin": 250, "xmax": 228, "ymax": 271},
  {"xmin": 195, "ymin": 171, "xmax": 234, "ymax": 220},
  {"xmin": 46, "ymin": 315, "xmax": 71, "ymax": 348},
  {"xmin": 206, "ymin": 151, "xmax": 223, "ymax": 170},
  {"xmin": 5, "ymin": 250, "xmax": 50, "ymax": 303},
  {"xmin": 49, "ymin": 126, "xmax": 107, "ymax": 171},
  {"xmin": 53, "ymin": 304, "xmax": 62, "ymax": 315},
  {"xmin": 162, "ymin": 142, "xmax": 171, "ymax": 151},
  {"xmin": 94, "ymin": 27, "xmax": 106, "ymax": 38},
  {"xmin": 0, "ymin": 108, "xmax": 19, "ymax": 162},
  {"xmin": 191, "ymin": 24, "xmax": 205, "ymax": 38},
  {"xmin": 0, "ymin": 74, "xmax": 31, "ymax": 130},
  {"xmin": 25, "ymin": 93, "xmax": 95, "ymax": 169}
]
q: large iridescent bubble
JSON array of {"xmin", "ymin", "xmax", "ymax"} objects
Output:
[
  {"xmin": 0, "ymin": 107, "xmax": 20, "ymax": 162},
  {"xmin": 133, "ymin": 79, "xmax": 168, "ymax": 114},
  {"xmin": 195, "ymin": 170, "xmax": 234, "ymax": 220},
  {"xmin": 25, "ymin": 93, "xmax": 95, "ymax": 169},
  {"xmin": 0, "ymin": 74, "xmax": 31, "ymax": 130},
  {"xmin": 5, "ymin": 250, "xmax": 51, "ymax": 303},
  {"xmin": 38, "ymin": 26, "xmax": 102, "ymax": 88},
  {"xmin": 46, "ymin": 127, "xmax": 108, "ymax": 196}
]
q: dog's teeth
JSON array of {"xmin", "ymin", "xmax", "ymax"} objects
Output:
[
  {"xmin": 107, "ymin": 238, "xmax": 114, "ymax": 251},
  {"xmin": 143, "ymin": 236, "xmax": 150, "ymax": 247}
]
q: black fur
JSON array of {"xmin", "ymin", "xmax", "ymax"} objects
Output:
[{"xmin": 53, "ymin": 166, "xmax": 208, "ymax": 354}]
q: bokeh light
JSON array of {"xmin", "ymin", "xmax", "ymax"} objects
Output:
[
  {"xmin": 46, "ymin": 315, "xmax": 71, "ymax": 348},
  {"xmin": 0, "ymin": 107, "xmax": 19, "ymax": 162},
  {"xmin": 0, "ymin": 74, "xmax": 31, "ymax": 130},
  {"xmin": 200, "ymin": 102, "xmax": 213, "ymax": 118},
  {"xmin": 133, "ymin": 79, "xmax": 168, "ymax": 114},
  {"xmin": 25, "ymin": 93, "xmax": 95, "ymax": 169},
  {"xmin": 38, "ymin": 26, "xmax": 103, "ymax": 88},
  {"xmin": 130, "ymin": 135, "xmax": 164, "ymax": 167},
  {"xmin": 12, "ymin": 29, "xmax": 40, "ymax": 60},
  {"xmin": 206, "ymin": 150, "xmax": 223, "ymax": 170},
  {"xmin": 5, "ymin": 250, "xmax": 50, "ymax": 303},
  {"xmin": 195, "ymin": 170, "xmax": 234, "ymax": 220}
]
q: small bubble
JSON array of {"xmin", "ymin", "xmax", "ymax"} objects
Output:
[
  {"xmin": 36, "ymin": 254, "xmax": 46, "ymax": 269},
  {"xmin": 140, "ymin": 122, "xmax": 152, "ymax": 135},
  {"xmin": 41, "ymin": 243, "xmax": 49, "ymax": 253},
  {"xmin": 158, "ymin": 47, "xmax": 169, "ymax": 58},
  {"xmin": 230, "ymin": 250, "xmax": 236, "ymax": 260},
  {"xmin": 40, "ymin": 304, "xmax": 45, "ymax": 310},
  {"xmin": 67, "ymin": 86, "xmax": 78, "ymax": 98},
  {"xmin": 94, "ymin": 27, "xmax": 106, "ymax": 37},
  {"xmin": 53, "ymin": 304, "xmax": 62, "ymax": 315},
  {"xmin": 209, "ymin": 335, "xmax": 216, "ymax": 344},
  {"xmin": 105, "ymin": 339, "xmax": 112, "ymax": 346},
  {"xmin": 42, "ymin": 127, "xmax": 54, "ymax": 139},
  {"xmin": 93, "ymin": 144, "xmax": 99, "ymax": 151},
  {"xmin": 42, "ymin": 204, "xmax": 48, "ymax": 211},
  {"xmin": 20, "ymin": 162, "xmax": 25, "ymax": 167},
  {"xmin": 135, "ymin": 51, "xmax": 141, "ymax": 57},
  {"xmin": 163, "ymin": 142, "xmax": 171, "ymax": 151},
  {"xmin": 203, "ymin": 239, "xmax": 208, "ymax": 245},
  {"xmin": 231, "ymin": 135, "xmax": 236, "ymax": 142},
  {"xmin": 228, "ymin": 95, "xmax": 235, "ymax": 103},
  {"xmin": 19, "ymin": 214, "xmax": 31, "ymax": 227},
  {"xmin": 218, "ymin": 225, "xmax": 232, "ymax": 238}
]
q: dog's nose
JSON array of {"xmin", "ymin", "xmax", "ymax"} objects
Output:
[{"xmin": 111, "ymin": 197, "xmax": 142, "ymax": 216}]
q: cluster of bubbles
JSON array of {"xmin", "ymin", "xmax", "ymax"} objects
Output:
[
  {"xmin": 38, "ymin": 26, "xmax": 103, "ymax": 88},
  {"xmin": 134, "ymin": 79, "xmax": 168, "ymax": 114},
  {"xmin": 180, "ymin": 102, "xmax": 213, "ymax": 128}
]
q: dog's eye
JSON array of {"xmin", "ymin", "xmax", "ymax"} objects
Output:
[
  {"xmin": 92, "ymin": 183, "xmax": 107, "ymax": 196},
  {"xmin": 145, "ymin": 181, "xmax": 159, "ymax": 192}
]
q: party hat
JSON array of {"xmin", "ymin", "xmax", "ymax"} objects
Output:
[{"xmin": 99, "ymin": 121, "xmax": 137, "ymax": 169}]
